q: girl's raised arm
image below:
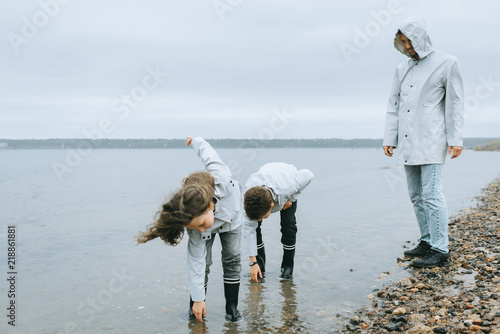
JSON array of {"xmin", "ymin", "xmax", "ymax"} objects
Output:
[{"xmin": 187, "ymin": 137, "xmax": 232, "ymax": 182}]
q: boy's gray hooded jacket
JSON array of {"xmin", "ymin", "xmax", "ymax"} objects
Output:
[
  {"xmin": 243, "ymin": 163, "xmax": 313, "ymax": 257},
  {"xmin": 383, "ymin": 16, "xmax": 464, "ymax": 165}
]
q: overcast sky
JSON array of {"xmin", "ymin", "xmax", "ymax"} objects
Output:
[{"xmin": 1, "ymin": 0, "xmax": 499, "ymax": 139}]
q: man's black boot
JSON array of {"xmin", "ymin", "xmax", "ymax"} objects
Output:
[
  {"xmin": 224, "ymin": 282, "xmax": 243, "ymax": 322},
  {"xmin": 411, "ymin": 249, "xmax": 450, "ymax": 268},
  {"xmin": 279, "ymin": 248, "xmax": 295, "ymax": 280},
  {"xmin": 404, "ymin": 240, "xmax": 431, "ymax": 258}
]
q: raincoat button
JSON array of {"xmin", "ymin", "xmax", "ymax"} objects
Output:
[
  {"xmin": 405, "ymin": 135, "xmax": 408, "ymax": 137},
  {"xmin": 407, "ymin": 110, "xmax": 410, "ymax": 112}
]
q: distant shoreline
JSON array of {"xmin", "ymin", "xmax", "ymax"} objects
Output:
[{"xmin": 0, "ymin": 138, "xmax": 499, "ymax": 150}]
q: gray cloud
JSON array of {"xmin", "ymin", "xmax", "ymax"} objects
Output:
[{"xmin": 1, "ymin": 0, "xmax": 499, "ymax": 139}]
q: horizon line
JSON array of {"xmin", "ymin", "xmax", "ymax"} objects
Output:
[{"xmin": 1, "ymin": 137, "xmax": 499, "ymax": 141}]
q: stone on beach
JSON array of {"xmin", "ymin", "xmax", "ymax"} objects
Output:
[{"xmin": 341, "ymin": 177, "xmax": 500, "ymax": 333}]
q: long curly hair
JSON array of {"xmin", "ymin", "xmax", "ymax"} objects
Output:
[{"xmin": 136, "ymin": 171, "xmax": 215, "ymax": 246}]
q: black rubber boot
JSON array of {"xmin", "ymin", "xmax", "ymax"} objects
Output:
[
  {"xmin": 224, "ymin": 283, "xmax": 242, "ymax": 322},
  {"xmin": 279, "ymin": 248, "xmax": 295, "ymax": 280}
]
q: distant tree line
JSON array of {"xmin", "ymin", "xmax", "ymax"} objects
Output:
[
  {"xmin": 475, "ymin": 141, "xmax": 500, "ymax": 152},
  {"xmin": 0, "ymin": 138, "xmax": 498, "ymax": 150}
]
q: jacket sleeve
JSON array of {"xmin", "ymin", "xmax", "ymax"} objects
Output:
[
  {"xmin": 244, "ymin": 215, "xmax": 258, "ymax": 257},
  {"xmin": 289, "ymin": 169, "xmax": 314, "ymax": 202},
  {"xmin": 190, "ymin": 137, "xmax": 231, "ymax": 197},
  {"xmin": 383, "ymin": 68, "xmax": 401, "ymax": 147},
  {"xmin": 444, "ymin": 59, "xmax": 464, "ymax": 147},
  {"xmin": 186, "ymin": 230, "xmax": 206, "ymax": 302}
]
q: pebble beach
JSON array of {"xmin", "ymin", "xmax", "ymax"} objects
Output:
[{"xmin": 341, "ymin": 177, "xmax": 500, "ymax": 333}]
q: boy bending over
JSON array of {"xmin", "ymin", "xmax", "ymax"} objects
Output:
[{"xmin": 243, "ymin": 163, "xmax": 313, "ymax": 281}]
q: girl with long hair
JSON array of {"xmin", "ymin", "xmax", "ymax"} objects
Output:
[{"xmin": 136, "ymin": 137, "xmax": 243, "ymax": 322}]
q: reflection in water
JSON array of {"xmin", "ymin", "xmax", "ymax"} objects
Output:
[
  {"xmin": 188, "ymin": 317, "xmax": 209, "ymax": 334},
  {"xmin": 242, "ymin": 279, "xmax": 271, "ymax": 333},
  {"xmin": 275, "ymin": 280, "xmax": 308, "ymax": 333},
  {"xmin": 223, "ymin": 318, "xmax": 242, "ymax": 334},
  {"xmin": 241, "ymin": 279, "xmax": 309, "ymax": 333}
]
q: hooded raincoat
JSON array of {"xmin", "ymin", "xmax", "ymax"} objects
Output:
[
  {"xmin": 186, "ymin": 137, "xmax": 243, "ymax": 302},
  {"xmin": 383, "ymin": 16, "xmax": 464, "ymax": 165}
]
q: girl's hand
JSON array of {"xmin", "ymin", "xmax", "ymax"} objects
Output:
[
  {"xmin": 192, "ymin": 301, "xmax": 206, "ymax": 322},
  {"xmin": 186, "ymin": 137, "xmax": 193, "ymax": 146}
]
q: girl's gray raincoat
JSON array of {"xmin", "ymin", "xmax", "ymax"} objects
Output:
[
  {"xmin": 186, "ymin": 137, "xmax": 243, "ymax": 302},
  {"xmin": 383, "ymin": 16, "xmax": 464, "ymax": 165}
]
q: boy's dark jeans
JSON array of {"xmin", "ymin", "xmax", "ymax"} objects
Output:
[
  {"xmin": 255, "ymin": 201, "xmax": 298, "ymax": 274},
  {"xmin": 280, "ymin": 200, "xmax": 297, "ymax": 247}
]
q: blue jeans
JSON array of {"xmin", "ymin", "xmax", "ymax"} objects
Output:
[{"xmin": 404, "ymin": 164, "xmax": 449, "ymax": 253}]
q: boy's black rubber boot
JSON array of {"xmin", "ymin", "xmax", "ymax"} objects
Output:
[
  {"xmin": 404, "ymin": 241, "xmax": 431, "ymax": 258},
  {"xmin": 279, "ymin": 249, "xmax": 295, "ymax": 280},
  {"xmin": 224, "ymin": 283, "xmax": 243, "ymax": 322},
  {"xmin": 411, "ymin": 250, "xmax": 450, "ymax": 268}
]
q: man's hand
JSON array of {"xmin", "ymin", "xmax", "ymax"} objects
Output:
[
  {"xmin": 186, "ymin": 137, "xmax": 193, "ymax": 146},
  {"xmin": 448, "ymin": 146, "xmax": 463, "ymax": 159},
  {"xmin": 282, "ymin": 200, "xmax": 293, "ymax": 210},
  {"xmin": 192, "ymin": 301, "xmax": 206, "ymax": 322},
  {"xmin": 383, "ymin": 146, "xmax": 394, "ymax": 157},
  {"xmin": 250, "ymin": 263, "xmax": 262, "ymax": 282}
]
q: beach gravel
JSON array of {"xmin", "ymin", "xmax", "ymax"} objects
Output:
[{"xmin": 341, "ymin": 177, "xmax": 500, "ymax": 333}]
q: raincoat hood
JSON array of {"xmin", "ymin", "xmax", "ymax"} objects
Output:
[{"xmin": 394, "ymin": 16, "xmax": 434, "ymax": 59}]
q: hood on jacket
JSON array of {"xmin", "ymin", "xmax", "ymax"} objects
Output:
[{"xmin": 394, "ymin": 16, "xmax": 434, "ymax": 59}]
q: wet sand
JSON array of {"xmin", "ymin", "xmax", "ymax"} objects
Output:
[{"xmin": 340, "ymin": 177, "xmax": 500, "ymax": 333}]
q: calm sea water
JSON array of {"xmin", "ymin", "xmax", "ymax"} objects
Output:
[{"xmin": 1, "ymin": 148, "xmax": 499, "ymax": 334}]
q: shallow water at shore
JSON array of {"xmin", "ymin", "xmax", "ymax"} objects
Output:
[{"xmin": 1, "ymin": 148, "xmax": 499, "ymax": 333}]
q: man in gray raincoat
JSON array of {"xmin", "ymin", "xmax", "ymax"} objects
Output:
[{"xmin": 383, "ymin": 16, "xmax": 464, "ymax": 268}]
